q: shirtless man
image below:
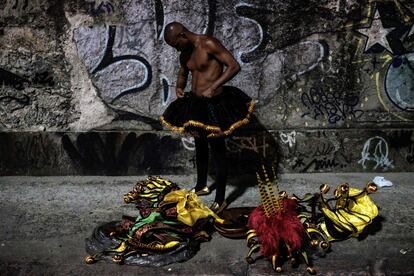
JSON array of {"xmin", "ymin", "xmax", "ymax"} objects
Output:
[
  {"xmin": 162, "ymin": 22, "xmax": 248, "ymax": 213},
  {"xmin": 164, "ymin": 22, "xmax": 241, "ymax": 99}
]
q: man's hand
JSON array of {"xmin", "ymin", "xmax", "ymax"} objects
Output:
[
  {"xmin": 176, "ymin": 88, "xmax": 185, "ymax": 98},
  {"xmin": 201, "ymin": 87, "xmax": 215, "ymax": 98}
]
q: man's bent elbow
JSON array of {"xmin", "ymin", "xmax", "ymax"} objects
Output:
[
  {"xmin": 236, "ymin": 63, "xmax": 241, "ymax": 73},
  {"xmin": 232, "ymin": 63, "xmax": 241, "ymax": 76}
]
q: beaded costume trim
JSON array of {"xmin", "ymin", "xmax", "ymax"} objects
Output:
[{"xmin": 160, "ymin": 100, "xmax": 255, "ymax": 138}]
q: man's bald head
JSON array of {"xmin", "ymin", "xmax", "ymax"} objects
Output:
[
  {"xmin": 164, "ymin": 22, "xmax": 187, "ymax": 40},
  {"xmin": 164, "ymin": 22, "xmax": 190, "ymax": 50}
]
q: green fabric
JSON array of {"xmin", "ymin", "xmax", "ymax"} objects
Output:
[{"xmin": 129, "ymin": 212, "xmax": 179, "ymax": 236}]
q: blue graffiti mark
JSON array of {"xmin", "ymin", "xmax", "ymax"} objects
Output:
[{"xmin": 385, "ymin": 53, "xmax": 414, "ymax": 112}]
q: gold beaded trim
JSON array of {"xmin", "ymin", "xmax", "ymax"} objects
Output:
[
  {"xmin": 256, "ymin": 165, "xmax": 284, "ymax": 218},
  {"xmin": 160, "ymin": 100, "xmax": 255, "ymax": 138}
]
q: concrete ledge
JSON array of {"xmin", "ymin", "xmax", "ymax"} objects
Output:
[{"xmin": 1, "ymin": 130, "xmax": 414, "ymax": 176}]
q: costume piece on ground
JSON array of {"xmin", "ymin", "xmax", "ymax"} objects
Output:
[
  {"xmin": 160, "ymin": 85, "xmax": 255, "ymax": 138},
  {"xmin": 313, "ymin": 182, "xmax": 379, "ymax": 242},
  {"xmin": 242, "ymin": 165, "xmax": 380, "ymax": 274},
  {"xmin": 245, "ymin": 166, "xmax": 310, "ymax": 273},
  {"xmin": 84, "ymin": 176, "xmax": 221, "ymax": 266},
  {"xmin": 214, "ymin": 207, "xmax": 253, "ymax": 239},
  {"xmin": 163, "ymin": 189, "xmax": 224, "ymax": 226}
]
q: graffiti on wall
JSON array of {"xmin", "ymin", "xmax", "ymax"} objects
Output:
[
  {"xmin": 351, "ymin": 0, "xmax": 414, "ymax": 120},
  {"xmin": 234, "ymin": 2, "xmax": 328, "ymax": 63},
  {"xmin": 358, "ymin": 136, "xmax": 394, "ymax": 170},
  {"xmin": 76, "ymin": 0, "xmax": 219, "ymax": 113},
  {"xmin": 2, "ymin": 128, "xmax": 414, "ymax": 175},
  {"xmin": 91, "ymin": 25, "xmax": 152, "ymax": 104},
  {"xmin": 177, "ymin": 129, "xmax": 412, "ymax": 173},
  {"xmin": 226, "ymin": 135, "xmax": 270, "ymax": 159},
  {"xmin": 291, "ymin": 149, "xmax": 347, "ymax": 173},
  {"xmin": 301, "ymin": 86, "xmax": 364, "ymax": 124},
  {"xmin": 0, "ymin": 64, "xmax": 56, "ymax": 117},
  {"xmin": 279, "ymin": 131, "xmax": 296, "ymax": 148},
  {"xmin": 181, "ymin": 137, "xmax": 195, "ymax": 151},
  {"xmin": 385, "ymin": 53, "xmax": 414, "ymax": 112},
  {"xmin": 295, "ymin": 156, "xmax": 341, "ymax": 172},
  {"xmin": 74, "ymin": 0, "xmax": 333, "ymax": 127},
  {"xmin": 85, "ymin": 0, "xmax": 114, "ymax": 15},
  {"xmin": 160, "ymin": 75, "xmax": 171, "ymax": 106},
  {"xmin": 0, "ymin": 0, "xmax": 43, "ymax": 15},
  {"xmin": 284, "ymin": 130, "xmax": 354, "ymax": 173},
  {"xmin": 154, "ymin": 0, "xmax": 164, "ymax": 39},
  {"xmin": 180, "ymin": 134, "xmax": 273, "ymax": 158}
]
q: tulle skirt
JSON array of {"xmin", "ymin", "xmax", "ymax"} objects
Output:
[{"xmin": 160, "ymin": 86, "xmax": 254, "ymax": 138}]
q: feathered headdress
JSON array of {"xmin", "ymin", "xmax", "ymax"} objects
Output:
[{"xmin": 247, "ymin": 165, "xmax": 308, "ymax": 272}]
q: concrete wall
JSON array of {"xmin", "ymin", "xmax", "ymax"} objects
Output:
[{"xmin": 1, "ymin": 0, "xmax": 414, "ymax": 175}]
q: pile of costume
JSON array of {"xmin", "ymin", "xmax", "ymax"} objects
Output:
[
  {"xmin": 84, "ymin": 176, "xmax": 222, "ymax": 266},
  {"xmin": 84, "ymin": 171, "xmax": 380, "ymax": 274},
  {"xmin": 243, "ymin": 166, "xmax": 379, "ymax": 274}
]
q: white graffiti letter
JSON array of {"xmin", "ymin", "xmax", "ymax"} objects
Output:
[
  {"xmin": 181, "ymin": 137, "xmax": 195, "ymax": 151},
  {"xmin": 280, "ymin": 131, "xmax": 296, "ymax": 148},
  {"xmin": 358, "ymin": 136, "xmax": 394, "ymax": 170}
]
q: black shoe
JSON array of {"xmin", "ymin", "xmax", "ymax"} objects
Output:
[
  {"xmin": 190, "ymin": 186, "xmax": 211, "ymax": 196},
  {"xmin": 210, "ymin": 200, "xmax": 228, "ymax": 213}
]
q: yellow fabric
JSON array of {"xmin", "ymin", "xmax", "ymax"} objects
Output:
[
  {"xmin": 164, "ymin": 189, "xmax": 224, "ymax": 226},
  {"xmin": 320, "ymin": 187, "xmax": 378, "ymax": 241},
  {"xmin": 114, "ymin": 241, "xmax": 127, "ymax": 253}
]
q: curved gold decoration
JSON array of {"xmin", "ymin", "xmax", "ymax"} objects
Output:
[
  {"xmin": 320, "ymin": 183, "xmax": 330, "ymax": 194},
  {"xmin": 306, "ymin": 266, "xmax": 316, "ymax": 274},
  {"xmin": 112, "ymin": 254, "xmax": 123, "ymax": 263},
  {"xmin": 366, "ymin": 182, "xmax": 378, "ymax": 193},
  {"xmin": 84, "ymin": 255, "xmax": 96, "ymax": 264}
]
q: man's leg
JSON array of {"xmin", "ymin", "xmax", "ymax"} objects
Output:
[
  {"xmin": 194, "ymin": 134, "xmax": 209, "ymax": 190},
  {"xmin": 209, "ymin": 137, "xmax": 228, "ymax": 204}
]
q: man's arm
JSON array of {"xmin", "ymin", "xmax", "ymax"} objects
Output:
[
  {"xmin": 176, "ymin": 56, "xmax": 189, "ymax": 98},
  {"xmin": 203, "ymin": 37, "xmax": 241, "ymax": 93}
]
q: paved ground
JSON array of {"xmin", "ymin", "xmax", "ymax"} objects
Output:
[{"xmin": 0, "ymin": 173, "xmax": 413, "ymax": 275}]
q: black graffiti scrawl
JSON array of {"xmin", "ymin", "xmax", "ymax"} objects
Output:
[
  {"xmin": 301, "ymin": 86, "xmax": 364, "ymax": 124},
  {"xmin": 91, "ymin": 25, "xmax": 152, "ymax": 104}
]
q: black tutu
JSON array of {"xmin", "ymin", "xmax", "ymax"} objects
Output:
[{"xmin": 160, "ymin": 86, "xmax": 254, "ymax": 138}]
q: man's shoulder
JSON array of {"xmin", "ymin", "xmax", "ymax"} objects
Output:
[{"xmin": 198, "ymin": 35, "xmax": 222, "ymax": 49}]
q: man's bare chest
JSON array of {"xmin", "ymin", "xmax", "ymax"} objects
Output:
[{"xmin": 183, "ymin": 49, "xmax": 211, "ymax": 72}]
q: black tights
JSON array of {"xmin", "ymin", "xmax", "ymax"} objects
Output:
[{"xmin": 194, "ymin": 134, "xmax": 228, "ymax": 204}]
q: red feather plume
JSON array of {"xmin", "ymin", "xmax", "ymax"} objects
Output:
[{"xmin": 248, "ymin": 198, "xmax": 305, "ymax": 258}]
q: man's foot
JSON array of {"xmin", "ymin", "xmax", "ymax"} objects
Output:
[
  {"xmin": 190, "ymin": 186, "xmax": 211, "ymax": 196},
  {"xmin": 210, "ymin": 200, "xmax": 228, "ymax": 214}
]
